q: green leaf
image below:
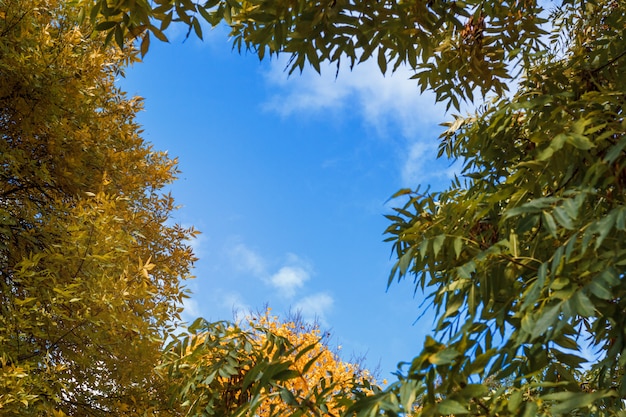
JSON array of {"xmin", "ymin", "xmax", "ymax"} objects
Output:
[
  {"xmin": 197, "ymin": 5, "xmax": 213, "ymax": 24},
  {"xmin": 192, "ymin": 17, "xmax": 203, "ymax": 40},
  {"xmin": 259, "ymin": 361, "xmax": 293, "ymax": 387},
  {"xmin": 241, "ymin": 361, "xmax": 264, "ymax": 392},
  {"xmin": 14, "ymin": 297, "xmax": 37, "ymax": 305},
  {"xmin": 293, "ymin": 341, "xmax": 317, "ymax": 362},
  {"xmin": 399, "ymin": 380, "xmax": 418, "ymax": 411},
  {"xmin": 398, "ymin": 246, "xmax": 415, "ymax": 276},
  {"xmin": 274, "ymin": 369, "xmax": 300, "ymax": 381},
  {"xmin": 302, "ymin": 351, "xmax": 324, "ymax": 375},
  {"xmin": 542, "ymin": 211, "xmax": 558, "ymax": 237},
  {"xmin": 467, "ymin": 349, "xmax": 496, "ymax": 374},
  {"xmin": 531, "ymin": 302, "xmax": 561, "ymax": 339},
  {"xmin": 188, "ymin": 317, "xmax": 207, "ymax": 333},
  {"xmin": 428, "ymin": 348, "xmax": 459, "ymax": 365},
  {"xmin": 140, "ymin": 32, "xmax": 150, "ymax": 57},
  {"xmin": 508, "ymin": 199, "xmax": 558, "ymax": 216},
  {"xmin": 553, "ymin": 334, "xmax": 579, "ymax": 350},
  {"xmin": 95, "ymin": 21, "xmax": 117, "ymax": 31},
  {"xmin": 453, "ymin": 236, "xmax": 463, "ymax": 259},
  {"xmin": 114, "ymin": 24, "xmax": 124, "ymax": 48},
  {"xmin": 507, "ymin": 390, "xmax": 523, "ymax": 413},
  {"xmin": 565, "ymin": 133, "xmax": 594, "ymax": 150},
  {"xmin": 598, "ymin": 267, "xmax": 620, "ymax": 286},
  {"xmin": 603, "ymin": 136, "xmax": 626, "ymax": 163},
  {"xmin": 459, "ymin": 384, "xmax": 488, "ymax": 398},
  {"xmin": 552, "ymin": 350, "xmax": 588, "ymax": 368},
  {"xmin": 432, "ymin": 234, "xmax": 445, "ymax": 257},
  {"xmin": 437, "ymin": 399, "xmax": 468, "ymax": 415},
  {"xmin": 456, "ymin": 260, "xmax": 475, "ymax": 279},
  {"xmin": 594, "ymin": 212, "xmax": 616, "ymax": 250},
  {"xmin": 223, "ymin": 5, "xmax": 232, "ymax": 24},
  {"xmin": 587, "ymin": 279, "xmax": 612, "ymax": 300},
  {"xmin": 522, "ymin": 263, "xmax": 547, "ymax": 311},
  {"xmin": 280, "ymin": 388, "xmax": 298, "ymax": 406},
  {"xmin": 377, "ymin": 47, "xmax": 387, "ymax": 74},
  {"xmin": 537, "ymin": 134, "xmax": 566, "ymax": 161},
  {"xmin": 521, "ymin": 401, "xmax": 538, "ymax": 417},
  {"xmin": 544, "ymin": 390, "xmax": 615, "ymax": 414},
  {"xmin": 553, "ymin": 206, "xmax": 574, "ymax": 230},
  {"xmin": 150, "ymin": 24, "xmax": 169, "ymax": 42},
  {"xmin": 568, "ymin": 291, "xmax": 595, "ymax": 317},
  {"xmin": 388, "ymin": 188, "xmax": 413, "ymax": 200}
]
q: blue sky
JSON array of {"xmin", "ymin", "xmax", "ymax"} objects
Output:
[{"xmin": 119, "ymin": 26, "xmax": 461, "ymax": 379}]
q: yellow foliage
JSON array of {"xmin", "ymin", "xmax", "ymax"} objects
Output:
[
  {"xmin": 0, "ymin": 0, "xmax": 196, "ymax": 414},
  {"xmin": 168, "ymin": 312, "xmax": 379, "ymax": 417},
  {"xmin": 251, "ymin": 311, "xmax": 373, "ymax": 416}
]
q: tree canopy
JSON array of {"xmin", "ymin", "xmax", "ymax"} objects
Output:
[
  {"xmin": 80, "ymin": 0, "xmax": 548, "ymax": 110},
  {"xmin": 6, "ymin": 0, "xmax": 626, "ymax": 415},
  {"xmin": 87, "ymin": 0, "xmax": 626, "ymax": 414},
  {"xmin": 1, "ymin": 1, "xmax": 373, "ymax": 416},
  {"xmin": 373, "ymin": 1, "xmax": 626, "ymax": 416},
  {"xmin": 161, "ymin": 311, "xmax": 380, "ymax": 417},
  {"xmin": 0, "ymin": 0, "xmax": 196, "ymax": 414}
]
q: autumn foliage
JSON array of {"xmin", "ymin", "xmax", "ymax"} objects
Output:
[
  {"xmin": 161, "ymin": 311, "xmax": 379, "ymax": 416},
  {"xmin": 0, "ymin": 0, "xmax": 196, "ymax": 414},
  {"xmin": 6, "ymin": 0, "xmax": 626, "ymax": 415},
  {"xmin": 252, "ymin": 312, "xmax": 377, "ymax": 417}
]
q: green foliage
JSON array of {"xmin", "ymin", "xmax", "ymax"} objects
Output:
[
  {"xmin": 81, "ymin": 0, "xmax": 548, "ymax": 110},
  {"xmin": 161, "ymin": 314, "xmax": 377, "ymax": 417},
  {"xmin": 160, "ymin": 319, "xmax": 278, "ymax": 417},
  {"xmin": 373, "ymin": 1, "xmax": 626, "ymax": 415},
  {"xmin": 79, "ymin": 0, "xmax": 626, "ymax": 415},
  {"xmin": 0, "ymin": 0, "xmax": 196, "ymax": 414}
]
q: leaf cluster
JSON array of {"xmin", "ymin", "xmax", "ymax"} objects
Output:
[
  {"xmin": 0, "ymin": 0, "xmax": 196, "ymax": 414},
  {"xmin": 374, "ymin": 1, "xmax": 626, "ymax": 415},
  {"xmin": 65, "ymin": 0, "xmax": 626, "ymax": 415},
  {"xmin": 161, "ymin": 312, "xmax": 379, "ymax": 417},
  {"xmin": 82, "ymin": 0, "xmax": 550, "ymax": 110}
]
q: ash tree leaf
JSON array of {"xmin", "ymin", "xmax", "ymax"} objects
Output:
[
  {"xmin": 543, "ymin": 390, "xmax": 615, "ymax": 414},
  {"xmin": 428, "ymin": 348, "xmax": 459, "ymax": 365},
  {"xmin": 437, "ymin": 399, "xmax": 469, "ymax": 415},
  {"xmin": 432, "ymin": 234, "xmax": 445, "ymax": 257},
  {"xmin": 531, "ymin": 302, "xmax": 562, "ymax": 340}
]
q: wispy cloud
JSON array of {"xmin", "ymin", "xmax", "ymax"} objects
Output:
[
  {"xmin": 262, "ymin": 58, "xmax": 458, "ymax": 188},
  {"xmin": 181, "ymin": 297, "xmax": 201, "ymax": 323},
  {"xmin": 401, "ymin": 140, "xmax": 439, "ymax": 186},
  {"xmin": 293, "ymin": 292, "xmax": 334, "ymax": 326},
  {"xmin": 220, "ymin": 292, "xmax": 252, "ymax": 322},
  {"xmin": 267, "ymin": 254, "xmax": 313, "ymax": 298},
  {"xmin": 263, "ymin": 58, "xmax": 445, "ymax": 139},
  {"xmin": 269, "ymin": 265, "xmax": 311, "ymax": 298},
  {"xmin": 227, "ymin": 242, "xmax": 318, "ymax": 302},
  {"xmin": 400, "ymin": 140, "xmax": 466, "ymax": 187},
  {"xmin": 230, "ymin": 243, "xmax": 267, "ymax": 277}
]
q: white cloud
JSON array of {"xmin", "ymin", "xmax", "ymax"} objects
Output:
[
  {"xmin": 181, "ymin": 297, "xmax": 201, "ymax": 323},
  {"xmin": 263, "ymin": 58, "xmax": 445, "ymax": 139},
  {"xmin": 269, "ymin": 265, "xmax": 310, "ymax": 298},
  {"xmin": 220, "ymin": 292, "xmax": 252, "ymax": 322},
  {"xmin": 230, "ymin": 243, "xmax": 266, "ymax": 277},
  {"xmin": 226, "ymin": 240, "xmax": 320, "ymax": 305},
  {"xmin": 293, "ymin": 293, "xmax": 334, "ymax": 326},
  {"xmin": 400, "ymin": 140, "xmax": 465, "ymax": 187},
  {"xmin": 262, "ymin": 57, "xmax": 462, "ymax": 189},
  {"xmin": 401, "ymin": 140, "xmax": 439, "ymax": 186},
  {"xmin": 256, "ymin": 253, "xmax": 314, "ymax": 298}
]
